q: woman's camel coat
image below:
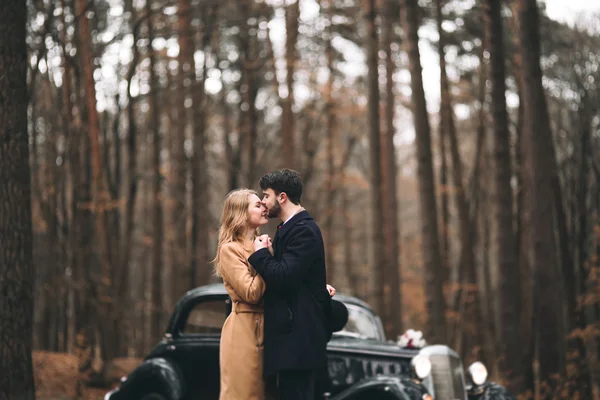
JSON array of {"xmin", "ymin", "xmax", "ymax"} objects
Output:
[{"xmin": 219, "ymin": 240, "xmax": 266, "ymax": 400}]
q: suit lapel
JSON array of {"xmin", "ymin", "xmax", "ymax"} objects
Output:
[{"xmin": 272, "ymin": 211, "xmax": 312, "ymax": 260}]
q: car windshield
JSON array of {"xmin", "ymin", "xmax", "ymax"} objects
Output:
[{"xmin": 336, "ymin": 304, "xmax": 384, "ymax": 341}]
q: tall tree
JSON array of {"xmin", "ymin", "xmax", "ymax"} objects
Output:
[
  {"xmin": 119, "ymin": 5, "xmax": 142, "ymax": 355},
  {"xmin": 148, "ymin": 0, "xmax": 165, "ymax": 342},
  {"xmin": 508, "ymin": 7, "xmax": 535, "ymax": 394},
  {"xmin": 322, "ymin": 0, "xmax": 338, "ymax": 285},
  {"xmin": 515, "ymin": 0, "xmax": 564, "ymax": 394},
  {"xmin": 281, "ymin": 0, "xmax": 299, "ymax": 168},
  {"xmin": 238, "ymin": 0, "xmax": 259, "ymax": 187},
  {"xmin": 438, "ymin": 8, "xmax": 482, "ymax": 363},
  {"xmin": 381, "ymin": 0, "xmax": 402, "ymax": 338},
  {"xmin": 168, "ymin": 0, "xmax": 192, "ymax": 304},
  {"xmin": 434, "ymin": 0, "xmax": 452, "ymax": 334},
  {"xmin": 401, "ymin": 0, "xmax": 447, "ymax": 344},
  {"xmin": 0, "ymin": 0, "xmax": 35, "ymax": 397},
  {"xmin": 76, "ymin": 0, "xmax": 117, "ymax": 380},
  {"xmin": 190, "ymin": 2, "xmax": 217, "ymax": 287},
  {"xmin": 484, "ymin": 0, "xmax": 522, "ymax": 391},
  {"xmin": 58, "ymin": 0, "xmax": 85, "ymax": 356},
  {"xmin": 363, "ymin": 0, "xmax": 386, "ymax": 325}
]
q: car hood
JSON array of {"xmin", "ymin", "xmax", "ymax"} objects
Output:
[{"xmin": 327, "ymin": 336, "xmax": 419, "ymax": 359}]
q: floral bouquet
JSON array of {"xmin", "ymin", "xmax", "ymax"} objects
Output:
[{"xmin": 397, "ymin": 329, "xmax": 427, "ymax": 349}]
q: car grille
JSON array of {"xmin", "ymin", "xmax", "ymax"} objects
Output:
[{"xmin": 428, "ymin": 353, "xmax": 466, "ymax": 400}]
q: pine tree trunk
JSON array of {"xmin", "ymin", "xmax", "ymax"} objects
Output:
[
  {"xmin": 323, "ymin": 0, "xmax": 337, "ymax": 285},
  {"xmin": 190, "ymin": 2, "xmax": 217, "ymax": 288},
  {"xmin": 120, "ymin": 9, "xmax": 142, "ymax": 355},
  {"xmin": 570, "ymin": 99, "xmax": 594, "ymax": 398},
  {"xmin": 168, "ymin": 0, "xmax": 192, "ymax": 305},
  {"xmin": 508, "ymin": 7, "xmax": 535, "ymax": 394},
  {"xmin": 485, "ymin": 0, "xmax": 523, "ymax": 391},
  {"xmin": 240, "ymin": 0, "xmax": 258, "ymax": 187},
  {"xmin": 446, "ymin": 77, "xmax": 483, "ymax": 366},
  {"xmin": 58, "ymin": 0, "xmax": 81, "ymax": 355},
  {"xmin": 401, "ymin": 0, "xmax": 447, "ymax": 344},
  {"xmin": 434, "ymin": 0, "xmax": 451, "ymax": 330},
  {"xmin": 381, "ymin": 0, "xmax": 402, "ymax": 338},
  {"xmin": 515, "ymin": 0, "xmax": 564, "ymax": 393},
  {"xmin": 76, "ymin": 0, "xmax": 117, "ymax": 381},
  {"xmin": 148, "ymin": 0, "xmax": 165, "ymax": 342},
  {"xmin": 0, "ymin": 0, "xmax": 36, "ymax": 396},
  {"xmin": 363, "ymin": 0, "xmax": 386, "ymax": 326},
  {"xmin": 281, "ymin": 0, "xmax": 299, "ymax": 169}
]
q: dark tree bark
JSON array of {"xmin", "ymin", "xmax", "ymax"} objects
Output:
[
  {"xmin": 381, "ymin": 0, "xmax": 402, "ymax": 338},
  {"xmin": 147, "ymin": 0, "xmax": 165, "ymax": 342},
  {"xmin": 58, "ymin": 0, "xmax": 82, "ymax": 357},
  {"xmin": 515, "ymin": 0, "xmax": 564, "ymax": 393},
  {"xmin": 436, "ymin": 0, "xmax": 483, "ymax": 364},
  {"xmin": 508, "ymin": 7, "xmax": 535, "ymax": 394},
  {"xmin": 281, "ymin": 0, "xmax": 299, "ymax": 169},
  {"xmin": 401, "ymin": 0, "xmax": 447, "ymax": 344},
  {"xmin": 363, "ymin": 0, "xmax": 386, "ymax": 326},
  {"xmin": 0, "ymin": 0, "xmax": 36, "ymax": 397},
  {"xmin": 76, "ymin": 0, "xmax": 117, "ymax": 381},
  {"xmin": 167, "ymin": 0, "xmax": 192, "ymax": 305},
  {"xmin": 190, "ymin": 2, "xmax": 217, "ymax": 288},
  {"xmin": 433, "ymin": 0, "xmax": 452, "ymax": 340},
  {"xmin": 485, "ymin": 0, "xmax": 523, "ymax": 391},
  {"xmin": 119, "ymin": 8, "xmax": 142, "ymax": 356},
  {"xmin": 568, "ymin": 92, "xmax": 594, "ymax": 399},
  {"xmin": 446, "ymin": 64, "xmax": 483, "ymax": 367},
  {"xmin": 434, "ymin": 0, "xmax": 451, "ymax": 297},
  {"xmin": 323, "ymin": 0, "xmax": 337, "ymax": 285},
  {"xmin": 238, "ymin": 0, "xmax": 259, "ymax": 188}
]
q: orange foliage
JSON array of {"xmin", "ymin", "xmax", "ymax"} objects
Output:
[{"xmin": 33, "ymin": 351, "xmax": 141, "ymax": 400}]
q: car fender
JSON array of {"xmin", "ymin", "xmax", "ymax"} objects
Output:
[
  {"xmin": 107, "ymin": 358, "xmax": 185, "ymax": 400},
  {"xmin": 330, "ymin": 375, "xmax": 429, "ymax": 400}
]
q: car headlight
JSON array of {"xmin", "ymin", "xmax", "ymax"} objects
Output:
[
  {"xmin": 467, "ymin": 361, "xmax": 488, "ymax": 386},
  {"xmin": 411, "ymin": 354, "xmax": 432, "ymax": 380}
]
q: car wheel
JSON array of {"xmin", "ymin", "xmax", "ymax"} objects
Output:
[{"xmin": 140, "ymin": 393, "xmax": 168, "ymax": 400}]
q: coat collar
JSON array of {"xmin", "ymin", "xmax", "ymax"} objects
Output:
[{"xmin": 276, "ymin": 210, "xmax": 312, "ymax": 238}]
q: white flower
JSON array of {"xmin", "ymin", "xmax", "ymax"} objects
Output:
[{"xmin": 397, "ymin": 329, "xmax": 427, "ymax": 349}]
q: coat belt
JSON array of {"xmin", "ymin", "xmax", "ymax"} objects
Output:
[{"xmin": 232, "ymin": 301, "xmax": 264, "ymax": 314}]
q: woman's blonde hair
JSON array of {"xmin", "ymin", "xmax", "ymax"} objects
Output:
[{"xmin": 212, "ymin": 188, "xmax": 259, "ymax": 277}]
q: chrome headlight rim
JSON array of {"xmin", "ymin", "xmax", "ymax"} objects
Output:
[
  {"xmin": 411, "ymin": 354, "xmax": 432, "ymax": 381},
  {"xmin": 466, "ymin": 361, "xmax": 488, "ymax": 388}
]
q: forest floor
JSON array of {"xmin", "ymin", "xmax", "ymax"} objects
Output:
[{"xmin": 33, "ymin": 351, "xmax": 141, "ymax": 400}]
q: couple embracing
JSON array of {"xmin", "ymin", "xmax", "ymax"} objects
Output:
[{"xmin": 213, "ymin": 169, "xmax": 336, "ymax": 400}]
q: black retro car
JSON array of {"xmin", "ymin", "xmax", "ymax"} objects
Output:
[{"xmin": 105, "ymin": 284, "xmax": 514, "ymax": 400}]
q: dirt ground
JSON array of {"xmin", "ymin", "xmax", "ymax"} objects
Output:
[{"xmin": 33, "ymin": 351, "xmax": 141, "ymax": 400}]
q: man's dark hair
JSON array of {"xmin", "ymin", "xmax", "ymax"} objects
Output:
[{"xmin": 259, "ymin": 169, "xmax": 303, "ymax": 205}]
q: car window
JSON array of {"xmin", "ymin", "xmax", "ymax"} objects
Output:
[
  {"xmin": 337, "ymin": 304, "xmax": 383, "ymax": 340},
  {"xmin": 182, "ymin": 298, "xmax": 228, "ymax": 335}
]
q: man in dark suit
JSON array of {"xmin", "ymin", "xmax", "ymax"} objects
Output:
[{"xmin": 248, "ymin": 169, "xmax": 332, "ymax": 400}]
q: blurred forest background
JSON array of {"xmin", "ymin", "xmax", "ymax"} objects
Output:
[{"xmin": 1, "ymin": 0, "xmax": 600, "ymax": 398}]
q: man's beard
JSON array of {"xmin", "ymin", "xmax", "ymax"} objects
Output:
[{"xmin": 268, "ymin": 201, "xmax": 281, "ymax": 219}]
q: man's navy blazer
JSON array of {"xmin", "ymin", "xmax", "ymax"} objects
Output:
[{"xmin": 248, "ymin": 210, "xmax": 332, "ymax": 377}]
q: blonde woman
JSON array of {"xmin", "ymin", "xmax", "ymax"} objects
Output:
[{"xmin": 214, "ymin": 188, "xmax": 269, "ymax": 400}]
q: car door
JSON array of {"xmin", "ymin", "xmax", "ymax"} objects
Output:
[{"xmin": 167, "ymin": 294, "xmax": 229, "ymax": 400}]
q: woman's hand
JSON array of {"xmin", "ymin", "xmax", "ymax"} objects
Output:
[
  {"xmin": 253, "ymin": 234, "xmax": 270, "ymax": 251},
  {"xmin": 254, "ymin": 234, "xmax": 274, "ymax": 255},
  {"xmin": 326, "ymin": 284, "xmax": 336, "ymax": 297}
]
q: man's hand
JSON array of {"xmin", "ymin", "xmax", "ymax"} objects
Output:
[
  {"xmin": 326, "ymin": 284, "xmax": 336, "ymax": 297},
  {"xmin": 254, "ymin": 234, "xmax": 270, "ymax": 252}
]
